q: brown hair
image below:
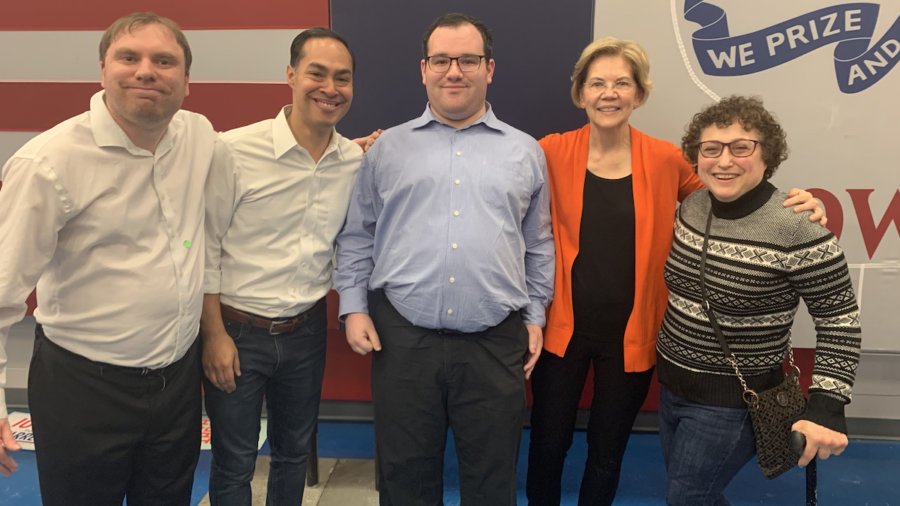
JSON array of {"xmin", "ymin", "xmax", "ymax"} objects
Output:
[
  {"xmin": 681, "ymin": 95, "xmax": 788, "ymax": 179},
  {"xmin": 99, "ymin": 12, "xmax": 192, "ymax": 71}
]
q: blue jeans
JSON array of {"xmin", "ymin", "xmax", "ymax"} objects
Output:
[
  {"xmin": 658, "ymin": 386, "xmax": 756, "ymax": 506},
  {"xmin": 204, "ymin": 303, "xmax": 327, "ymax": 506}
]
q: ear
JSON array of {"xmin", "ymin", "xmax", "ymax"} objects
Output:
[
  {"xmin": 485, "ymin": 58, "xmax": 495, "ymax": 85},
  {"xmin": 577, "ymin": 89, "xmax": 587, "ymax": 109},
  {"xmin": 100, "ymin": 61, "xmax": 108, "ymax": 90},
  {"xmin": 421, "ymin": 59, "xmax": 427, "ymax": 85},
  {"xmin": 184, "ymin": 72, "xmax": 190, "ymax": 97},
  {"xmin": 286, "ymin": 64, "xmax": 297, "ymax": 88}
]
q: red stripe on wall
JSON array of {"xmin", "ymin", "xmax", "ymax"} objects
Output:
[
  {"xmin": 0, "ymin": 82, "xmax": 291, "ymax": 132},
  {"xmin": 0, "ymin": 0, "xmax": 329, "ymax": 30}
]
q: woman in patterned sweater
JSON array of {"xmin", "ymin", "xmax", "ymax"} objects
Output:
[{"xmin": 656, "ymin": 96, "xmax": 861, "ymax": 505}]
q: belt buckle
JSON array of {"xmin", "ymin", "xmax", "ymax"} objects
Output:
[{"xmin": 268, "ymin": 319, "xmax": 288, "ymax": 335}]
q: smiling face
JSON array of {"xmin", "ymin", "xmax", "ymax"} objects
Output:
[
  {"xmin": 697, "ymin": 122, "xmax": 768, "ymax": 203},
  {"xmin": 100, "ymin": 23, "xmax": 189, "ymax": 133},
  {"xmin": 421, "ymin": 23, "xmax": 494, "ymax": 128},
  {"xmin": 287, "ymin": 37, "xmax": 354, "ymax": 134},
  {"xmin": 579, "ymin": 55, "xmax": 643, "ymax": 133}
]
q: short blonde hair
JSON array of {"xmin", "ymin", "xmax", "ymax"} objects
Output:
[{"xmin": 570, "ymin": 37, "xmax": 652, "ymax": 108}]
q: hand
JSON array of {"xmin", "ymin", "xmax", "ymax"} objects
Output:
[
  {"xmin": 352, "ymin": 129, "xmax": 383, "ymax": 153},
  {"xmin": 0, "ymin": 419, "xmax": 20, "ymax": 477},
  {"xmin": 345, "ymin": 312, "xmax": 381, "ymax": 355},
  {"xmin": 202, "ymin": 331, "xmax": 241, "ymax": 393},
  {"xmin": 523, "ymin": 324, "xmax": 543, "ymax": 380},
  {"xmin": 784, "ymin": 188, "xmax": 828, "ymax": 227},
  {"xmin": 791, "ymin": 419, "xmax": 848, "ymax": 467}
]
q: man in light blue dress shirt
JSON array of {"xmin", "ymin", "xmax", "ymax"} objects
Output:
[{"xmin": 334, "ymin": 12, "xmax": 554, "ymax": 505}]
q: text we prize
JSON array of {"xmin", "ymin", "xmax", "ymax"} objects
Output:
[{"xmin": 685, "ymin": 2, "xmax": 899, "ymax": 93}]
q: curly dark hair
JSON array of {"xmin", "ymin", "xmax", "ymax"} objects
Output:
[{"xmin": 681, "ymin": 95, "xmax": 788, "ymax": 179}]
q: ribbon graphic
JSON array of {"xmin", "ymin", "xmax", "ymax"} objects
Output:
[{"xmin": 684, "ymin": 1, "xmax": 899, "ymax": 93}]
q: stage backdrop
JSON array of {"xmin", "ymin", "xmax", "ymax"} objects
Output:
[{"xmin": 1, "ymin": 0, "xmax": 897, "ymax": 424}]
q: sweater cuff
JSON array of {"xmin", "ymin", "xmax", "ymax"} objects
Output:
[{"xmin": 802, "ymin": 393, "xmax": 848, "ymax": 434}]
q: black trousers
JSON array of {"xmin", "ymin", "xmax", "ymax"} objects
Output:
[
  {"xmin": 369, "ymin": 291, "xmax": 528, "ymax": 506},
  {"xmin": 28, "ymin": 325, "xmax": 202, "ymax": 506},
  {"xmin": 527, "ymin": 332, "xmax": 654, "ymax": 506}
]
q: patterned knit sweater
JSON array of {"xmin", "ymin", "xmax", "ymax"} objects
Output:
[{"xmin": 656, "ymin": 181, "xmax": 861, "ymax": 433}]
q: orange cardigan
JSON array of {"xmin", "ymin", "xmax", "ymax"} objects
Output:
[{"xmin": 540, "ymin": 125, "xmax": 703, "ymax": 372}]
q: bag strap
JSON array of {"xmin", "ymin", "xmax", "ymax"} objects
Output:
[
  {"xmin": 699, "ymin": 204, "xmax": 815, "ymax": 503},
  {"xmin": 697, "ymin": 206, "xmax": 798, "ymax": 408}
]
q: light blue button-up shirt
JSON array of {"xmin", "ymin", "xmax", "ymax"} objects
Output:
[{"xmin": 334, "ymin": 105, "xmax": 554, "ymax": 332}]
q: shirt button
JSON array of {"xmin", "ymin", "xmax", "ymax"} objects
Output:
[
  {"xmin": 449, "ymin": 276, "xmax": 456, "ymax": 284},
  {"xmin": 455, "ymin": 151, "xmax": 462, "ymax": 156},
  {"xmin": 447, "ymin": 308, "xmax": 454, "ymax": 315},
  {"xmin": 453, "ymin": 210, "xmax": 460, "ymax": 217},
  {"xmin": 451, "ymin": 243, "xmax": 459, "ymax": 249},
  {"xmin": 454, "ymin": 179, "xmax": 461, "ymax": 185}
]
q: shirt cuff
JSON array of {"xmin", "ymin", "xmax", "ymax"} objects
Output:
[
  {"xmin": 203, "ymin": 269, "xmax": 222, "ymax": 294},
  {"xmin": 0, "ymin": 389, "xmax": 7, "ymax": 420},
  {"xmin": 338, "ymin": 286, "xmax": 370, "ymax": 317},
  {"xmin": 801, "ymin": 392, "xmax": 848, "ymax": 434},
  {"xmin": 521, "ymin": 300, "xmax": 547, "ymax": 328}
]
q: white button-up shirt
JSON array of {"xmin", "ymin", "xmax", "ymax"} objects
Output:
[
  {"xmin": 0, "ymin": 91, "xmax": 217, "ymax": 418},
  {"xmin": 204, "ymin": 106, "xmax": 363, "ymax": 318}
]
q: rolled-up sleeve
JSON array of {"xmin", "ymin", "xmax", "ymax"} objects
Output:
[{"xmin": 203, "ymin": 138, "xmax": 240, "ymax": 295}]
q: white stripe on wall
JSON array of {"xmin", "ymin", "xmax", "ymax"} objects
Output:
[{"xmin": 0, "ymin": 29, "xmax": 305, "ymax": 83}]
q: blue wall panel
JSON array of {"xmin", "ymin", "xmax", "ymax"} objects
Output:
[{"xmin": 332, "ymin": 0, "xmax": 594, "ymax": 139}]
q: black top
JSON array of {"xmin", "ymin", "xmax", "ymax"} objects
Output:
[{"xmin": 571, "ymin": 170, "xmax": 635, "ymax": 339}]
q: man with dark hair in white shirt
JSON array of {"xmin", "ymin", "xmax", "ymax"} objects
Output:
[
  {"xmin": 200, "ymin": 27, "xmax": 372, "ymax": 505},
  {"xmin": 0, "ymin": 11, "xmax": 216, "ymax": 506}
]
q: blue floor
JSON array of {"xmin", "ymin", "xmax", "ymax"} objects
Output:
[{"xmin": 1, "ymin": 421, "xmax": 897, "ymax": 505}]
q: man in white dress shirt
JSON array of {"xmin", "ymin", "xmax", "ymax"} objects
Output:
[
  {"xmin": 200, "ymin": 27, "xmax": 366, "ymax": 504},
  {"xmin": 0, "ymin": 12, "xmax": 216, "ymax": 505}
]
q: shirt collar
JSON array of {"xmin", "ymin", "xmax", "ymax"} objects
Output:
[
  {"xmin": 411, "ymin": 102, "xmax": 503, "ymax": 133},
  {"xmin": 273, "ymin": 105, "xmax": 345, "ymax": 160},
  {"xmin": 89, "ymin": 90, "xmax": 174, "ymax": 156}
]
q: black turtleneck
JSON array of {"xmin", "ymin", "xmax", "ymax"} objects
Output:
[{"xmin": 709, "ymin": 180, "xmax": 777, "ymax": 220}]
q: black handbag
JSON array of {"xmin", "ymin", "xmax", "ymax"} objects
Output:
[{"xmin": 697, "ymin": 208, "xmax": 817, "ymax": 503}]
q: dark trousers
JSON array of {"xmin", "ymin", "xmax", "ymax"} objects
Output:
[
  {"xmin": 28, "ymin": 325, "xmax": 202, "ymax": 506},
  {"xmin": 527, "ymin": 332, "xmax": 653, "ymax": 506},
  {"xmin": 369, "ymin": 291, "xmax": 529, "ymax": 506},
  {"xmin": 203, "ymin": 302, "xmax": 327, "ymax": 506}
]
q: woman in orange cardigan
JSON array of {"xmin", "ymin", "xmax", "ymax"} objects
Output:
[{"xmin": 526, "ymin": 38, "xmax": 823, "ymax": 505}]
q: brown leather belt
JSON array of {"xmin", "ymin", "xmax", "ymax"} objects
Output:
[{"xmin": 220, "ymin": 299, "xmax": 324, "ymax": 335}]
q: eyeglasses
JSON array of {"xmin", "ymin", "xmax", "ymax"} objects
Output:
[
  {"xmin": 584, "ymin": 78, "xmax": 636, "ymax": 93},
  {"xmin": 425, "ymin": 54, "xmax": 485, "ymax": 73},
  {"xmin": 698, "ymin": 139, "xmax": 760, "ymax": 158}
]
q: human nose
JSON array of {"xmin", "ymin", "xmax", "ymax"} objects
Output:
[
  {"xmin": 134, "ymin": 58, "xmax": 156, "ymax": 80},
  {"xmin": 445, "ymin": 59, "xmax": 464, "ymax": 78},
  {"xmin": 717, "ymin": 148, "xmax": 735, "ymax": 166},
  {"xmin": 321, "ymin": 77, "xmax": 338, "ymax": 95}
]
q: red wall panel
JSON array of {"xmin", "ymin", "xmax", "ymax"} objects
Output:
[
  {"xmin": 0, "ymin": 0, "xmax": 328, "ymax": 30},
  {"xmin": 0, "ymin": 82, "xmax": 291, "ymax": 133}
]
